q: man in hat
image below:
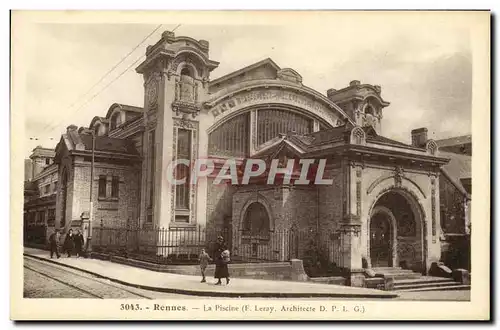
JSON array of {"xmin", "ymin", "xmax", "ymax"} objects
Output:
[{"xmin": 48, "ymin": 230, "xmax": 61, "ymax": 259}]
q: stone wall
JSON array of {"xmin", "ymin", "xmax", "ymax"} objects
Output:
[
  {"xmin": 439, "ymin": 174, "xmax": 467, "ymax": 235},
  {"xmin": 57, "ymin": 157, "xmax": 141, "ymax": 232},
  {"xmin": 206, "ymin": 177, "xmax": 234, "ymax": 231}
]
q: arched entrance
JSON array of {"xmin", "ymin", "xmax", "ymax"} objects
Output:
[
  {"xmin": 369, "ymin": 207, "xmax": 396, "ymax": 267},
  {"xmin": 369, "ymin": 189, "xmax": 425, "ymax": 272},
  {"xmin": 242, "ymin": 202, "xmax": 270, "ymax": 236}
]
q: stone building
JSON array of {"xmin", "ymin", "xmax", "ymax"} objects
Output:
[
  {"xmin": 24, "ymin": 30, "xmax": 472, "ymax": 281},
  {"xmin": 436, "ymin": 135, "xmax": 471, "ymax": 270},
  {"xmin": 23, "ymin": 146, "xmax": 57, "ymax": 244}
]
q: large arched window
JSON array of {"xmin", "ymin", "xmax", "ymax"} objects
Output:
[
  {"xmin": 208, "ymin": 112, "xmax": 249, "ymax": 157},
  {"xmin": 257, "ymin": 109, "xmax": 313, "ymax": 145},
  {"xmin": 242, "ymin": 202, "xmax": 270, "ymax": 236},
  {"xmin": 208, "ymin": 109, "xmax": 315, "ymax": 157}
]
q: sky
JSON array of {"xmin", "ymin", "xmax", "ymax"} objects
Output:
[{"xmin": 16, "ymin": 12, "xmax": 473, "ymax": 157}]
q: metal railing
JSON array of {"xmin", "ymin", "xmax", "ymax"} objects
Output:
[{"xmin": 91, "ymin": 223, "xmax": 345, "ymax": 272}]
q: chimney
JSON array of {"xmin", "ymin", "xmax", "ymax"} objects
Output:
[
  {"xmin": 350, "ymin": 80, "xmax": 361, "ymax": 87},
  {"xmin": 411, "ymin": 128, "xmax": 428, "ymax": 147},
  {"xmin": 66, "ymin": 125, "xmax": 78, "ymax": 134}
]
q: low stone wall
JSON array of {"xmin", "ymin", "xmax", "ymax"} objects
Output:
[{"xmin": 90, "ymin": 252, "xmax": 310, "ymax": 282}]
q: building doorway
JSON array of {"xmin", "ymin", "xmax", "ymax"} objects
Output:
[
  {"xmin": 370, "ymin": 212, "xmax": 393, "ymax": 267},
  {"xmin": 369, "ymin": 189, "xmax": 425, "ymax": 272}
]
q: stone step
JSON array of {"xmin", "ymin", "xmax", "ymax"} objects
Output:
[
  {"xmin": 385, "ymin": 273, "xmax": 423, "ymax": 280},
  {"xmin": 394, "ymin": 276, "xmax": 453, "ymax": 285},
  {"xmin": 309, "ymin": 276, "xmax": 346, "ymax": 286},
  {"xmin": 394, "ymin": 280, "xmax": 457, "ymax": 290},
  {"xmin": 372, "ymin": 267, "xmax": 402, "ymax": 271},
  {"xmin": 373, "ymin": 268, "xmax": 415, "ymax": 274},
  {"xmin": 374, "ymin": 272, "xmax": 422, "ymax": 279},
  {"xmin": 396, "ymin": 284, "xmax": 470, "ymax": 292}
]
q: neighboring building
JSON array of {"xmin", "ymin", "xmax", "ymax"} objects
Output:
[
  {"xmin": 24, "ymin": 30, "xmax": 472, "ymax": 281},
  {"xmin": 23, "ymin": 146, "xmax": 57, "ymax": 245},
  {"xmin": 24, "ymin": 159, "xmax": 33, "ymax": 182},
  {"xmin": 436, "ymin": 135, "xmax": 472, "ymax": 156},
  {"xmin": 436, "ymin": 135, "xmax": 472, "ymax": 270}
]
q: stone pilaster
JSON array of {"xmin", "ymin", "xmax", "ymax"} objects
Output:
[{"xmin": 340, "ymin": 214, "xmax": 365, "ymax": 287}]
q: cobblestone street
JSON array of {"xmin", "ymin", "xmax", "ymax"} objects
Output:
[
  {"xmin": 24, "ymin": 255, "xmax": 469, "ymax": 301},
  {"xmin": 23, "ymin": 256, "xmax": 192, "ymax": 299}
]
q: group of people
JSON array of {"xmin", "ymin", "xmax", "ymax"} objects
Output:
[
  {"xmin": 198, "ymin": 236, "xmax": 231, "ymax": 285},
  {"xmin": 48, "ymin": 230, "xmax": 230, "ymax": 285},
  {"xmin": 48, "ymin": 229, "xmax": 85, "ymax": 259}
]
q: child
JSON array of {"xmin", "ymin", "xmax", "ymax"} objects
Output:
[{"xmin": 198, "ymin": 248, "xmax": 212, "ymax": 283}]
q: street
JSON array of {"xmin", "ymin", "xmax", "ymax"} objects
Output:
[
  {"xmin": 23, "ymin": 256, "xmax": 469, "ymax": 301},
  {"xmin": 24, "ymin": 256, "xmax": 190, "ymax": 299}
]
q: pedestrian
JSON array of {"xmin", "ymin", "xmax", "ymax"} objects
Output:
[
  {"xmin": 48, "ymin": 230, "xmax": 61, "ymax": 259},
  {"xmin": 63, "ymin": 229, "xmax": 74, "ymax": 257},
  {"xmin": 198, "ymin": 248, "xmax": 212, "ymax": 283},
  {"xmin": 74, "ymin": 229, "xmax": 85, "ymax": 257},
  {"xmin": 214, "ymin": 236, "xmax": 230, "ymax": 285}
]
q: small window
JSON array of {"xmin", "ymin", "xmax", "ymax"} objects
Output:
[
  {"xmin": 181, "ymin": 67, "xmax": 193, "ymax": 78},
  {"xmin": 44, "ymin": 185, "xmax": 50, "ymax": 194},
  {"xmin": 53, "ymin": 181, "xmax": 57, "ymax": 192},
  {"xmin": 98, "ymin": 175, "xmax": 107, "ymax": 198},
  {"xmin": 45, "ymin": 158, "xmax": 51, "ymax": 165},
  {"xmin": 111, "ymin": 176, "xmax": 119, "ymax": 198},
  {"xmin": 365, "ymin": 105, "xmax": 375, "ymax": 116}
]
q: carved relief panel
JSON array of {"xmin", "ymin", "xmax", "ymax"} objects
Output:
[{"xmin": 145, "ymin": 71, "xmax": 162, "ymax": 112}]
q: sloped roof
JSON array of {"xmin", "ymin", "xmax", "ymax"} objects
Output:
[
  {"xmin": 79, "ymin": 134, "xmax": 140, "ymax": 155},
  {"xmin": 105, "ymin": 103, "xmax": 143, "ymax": 119},
  {"xmin": 441, "ymin": 151, "xmax": 471, "ymax": 180},
  {"xmin": 439, "ymin": 150, "xmax": 471, "ymax": 199},
  {"xmin": 209, "ymin": 58, "xmax": 280, "ymax": 86},
  {"xmin": 436, "ymin": 135, "xmax": 471, "ymax": 148},
  {"xmin": 290, "ymin": 124, "xmax": 415, "ymax": 149}
]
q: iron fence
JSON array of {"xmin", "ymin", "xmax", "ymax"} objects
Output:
[{"xmin": 92, "ymin": 224, "xmax": 346, "ymax": 270}]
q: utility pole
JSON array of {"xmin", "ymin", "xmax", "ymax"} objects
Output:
[{"xmin": 82, "ymin": 128, "xmax": 96, "ymax": 253}]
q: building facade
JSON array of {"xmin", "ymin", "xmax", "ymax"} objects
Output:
[
  {"xmin": 23, "ymin": 146, "xmax": 57, "ymax": 244},
  {"xmin": 24, "ymin": 30, "xmax": 472, "ymax": 279}
]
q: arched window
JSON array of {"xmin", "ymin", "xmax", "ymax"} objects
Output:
[
  {"xmin": 110, "ymin": 112, "xmax": 122, "ymax": 130},
  {"xmin": 365, "ymin": 105, "xmax": 375, "ymax": 116},
  {"xmin": 208, "ymin": 112, "xmax": 249, "ymax": 157},
  {"xmin": 180, "ymin": 67, "xmax": 193, "ymax": 79},
  {"xmin": 178, "ymin": 66, "xmax": 196, "ymax": 103},
  {"xmin": 242, "ymin": 202, "xmax": 270, "ymax": 236},
  {"xmin": 257, "ymin": 109, "xmax": 313, "ymax": 145}
]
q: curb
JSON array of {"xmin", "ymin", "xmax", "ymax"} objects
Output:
[{"xmin": 24, "ymin": 253, "xmax": 398, "ymax": 299}]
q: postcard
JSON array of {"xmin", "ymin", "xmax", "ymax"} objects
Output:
[{"xmin": 10, "ymin": 10, "xmax": 490, "ymax": 321}]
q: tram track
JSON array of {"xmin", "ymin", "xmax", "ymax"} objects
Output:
[{"xmin": 24, "ymin": 256, "xmax": 152, "ymax": 299}]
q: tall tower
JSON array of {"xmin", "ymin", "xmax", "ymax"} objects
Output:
[
  {"xmin": 327, "ymin": 80, "xmax": 390, "ymax": 135},
  {"xmin": 136, "ymin": 31, "xmax": 219, "ymax": 229}
]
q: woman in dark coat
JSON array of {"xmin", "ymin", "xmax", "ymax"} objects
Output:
[
  {"xmin": 214, "ymin": 236, "xmax": 230, "ymax": 285},
  {"xmin": 73, "ymin": 229, "xmax": 85, "ymax": 257},
  {"xmin": 63, "ymin": 229, "xmax": 75, "ymax": 257}
]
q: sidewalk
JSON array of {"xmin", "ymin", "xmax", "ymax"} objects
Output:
[{"xmin": 24, "ymin": 247, "xmax": 398, "ymax": 298}]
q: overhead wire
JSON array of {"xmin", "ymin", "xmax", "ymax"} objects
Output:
[{"xmin": 39, "ymin": 24, "xmax": 181, "ymax": 135}]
